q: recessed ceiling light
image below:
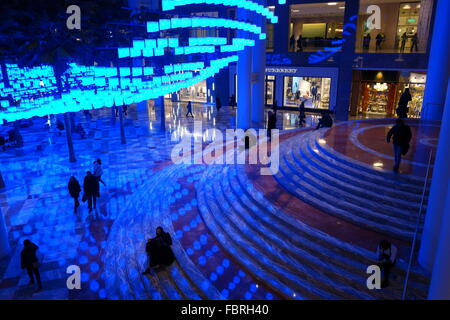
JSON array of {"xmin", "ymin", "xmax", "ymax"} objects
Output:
[
  {"xmin": 339, "ymin": 6, "xmax": 345, "ymax": 9},
  {"xmin": 328, "ymin": 2, "xmax": 338, "ymax": 5}
]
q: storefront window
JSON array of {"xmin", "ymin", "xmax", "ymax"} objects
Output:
[
  {"xmin": 283, "ymin": 76, "xmax": 331, "ymax": 109},
  {"xmin": 356, "ymin": 0, "xmax": 432, "ymax": 53},
  {"xmin": 179, "ymin": 80, "xmax": 207, "ymax": 103},
  {"xmin": 356, "ymin": 72, "xmax": 426, "ymax": 118},
  {"xmin": 289, "ymin": 2, "xmax": 344, "ymax": 52},
  {"xmin": 265, "ymin": 75, "xmax": 275, "ymax": 106}
]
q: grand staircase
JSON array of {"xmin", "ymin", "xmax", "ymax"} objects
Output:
[
  {"xmin": 103, "ymin": 127, "xmax": 430, "ymax": 300},
  {"xmin": 274, "ymin": 129, "xmax": 429, "ymax": 241}
]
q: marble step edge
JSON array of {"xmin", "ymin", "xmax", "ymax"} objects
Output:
[
  {"xmin": 219, "ymin": 166, "xmax": 396, "ymax": 300},
  {"xmin": 234, "ymin": 164, "xmax": 430, "ymax": 283},
  {"xmin": 275, "ymin": 160, "xmax": 416, "ymax": 242},
  {"xmin": 297, "ymin": 131, "xmax": 427, "ymax": 195},
  {"xmin": 294, "ymin": 136, "xmax": 426, "ymax": 205},
  {"xmin": 277, "ymin": 158, "xmax": 418, "ymax": 235},
  {"xmin": 287, "ymin": 145, "xmax": 423, "ymax": 223},
  {"xmin": 197, "ymin": 166, "xmax": 334, "ymax": 300},
  {"xmin": 312, "ymin": 129, "xmax": 430, "ymax": 187}
]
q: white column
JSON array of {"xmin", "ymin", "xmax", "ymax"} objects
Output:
[
  {"xmin": 251, "ymin": 11, "xmax": 266, "ymax": 129},
  {"xmin": 237, "ymin": 9, "xmax": 253, "ymax": 130},
  {"xmin": 421, "ymin": 0, "xmax": 450, "ymax": 120},
  {"xmin": 419, "ymin": 77, "xmax": 450, "ymax": 271},
  {"xmin": 0, "ymin": 207, "xmax": 10, "ymax": 258}
]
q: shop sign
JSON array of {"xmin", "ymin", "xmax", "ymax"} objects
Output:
[{"xmin": 265, "ymin": 67, "xmax": 298, "ymax": 74}]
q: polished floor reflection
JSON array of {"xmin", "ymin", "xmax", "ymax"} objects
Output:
[{"xmin": 0, "ymin": 101, "xmax": 434, "ymax": 300}]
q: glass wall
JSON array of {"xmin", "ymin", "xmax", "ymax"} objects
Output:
[
  {"xmin": 265, "ymin": 75, "xmax": 276, "ymax": 105},
  {"xmin": 179, "ymin": 80, "xmax": 207, "ymax": 103},
  {"xmin": 289, "ymin": 2, "xmax": 344, "ymax": 52},
  {"xmin": 283, "ymin": 76, "xmax": 331, "ymax": 109},
  {"xmin": 355, "ymin": 71, "xmax": 426, "ymax": 118},
  {"xmin": 356, "ymin": 0, "xmax": 433, "ymax": 53}
]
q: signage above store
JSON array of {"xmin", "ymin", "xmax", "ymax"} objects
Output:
[{"xmin": 265, "ymin": 67, "xmax": 298, "ymax": 74}]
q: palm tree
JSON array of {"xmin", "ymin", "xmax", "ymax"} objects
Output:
[{"xmin": 1, "ymin": 0, "xmax": 130, "ymax": 162}]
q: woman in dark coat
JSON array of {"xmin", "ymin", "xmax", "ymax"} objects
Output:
[
  {"xmin": 396, "ymin": 88, "xmax": 412, "ymax": 118},
  {"xmin": 83, "ymin": 171, "xmax": 100, "ymax": 212},
  {"xmin": 21, "ymin": 239, "xmax": 42, "ymax": 290},
  {"xmin": 68, "ymin": 176, "xmax": 81, "ymax": 213},
  {"xmin": 144, "ymin": 227, "xmax": 175, "ymax": 273}
]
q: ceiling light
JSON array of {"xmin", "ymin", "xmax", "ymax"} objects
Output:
[{"xmin": 328, "ymin": 2, "xmax": 338, "ymax": 5}]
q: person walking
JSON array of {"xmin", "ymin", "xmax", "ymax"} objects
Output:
[
  {"xmin": 296, "ymin": 34, "xmax": 303, "ymax": 52},
  {"xmin": 68, "ymin": 176, "xmax": 81, "ymax": 213},
  {"xmin": 396, "ymin": 88, "xmax": 412, "ymax": 118},
  {"xmin": 363, "ymin": 33, "xmax": 371, "ymax": 51},
  {"xmin": 93, "ymin": 159, "xmax": 106, "ymax": 186},
  {"xmin": 186, "ymin": 101, "xmax": 194, "ymax": 118},
  {"xmin": 21, "ymin": 240, "xmax": 42, "ymax": 290},
  {"xmin": 387, "ymin": 118, "xmax": 412, "ymax": 173},
  {"xmin": 216, "ymin": 97, "xmax": 222, "ymax": 113},
  {"xmin": 410, "ymin": 33, "xmax": 418, "ymax": 52},
  {"xmin": 298, "ymin": 99, "xmax": 306, "ymax": 127},
  {"xmin": 400, "ymin": 32, "xmax": 408, "ymax": 52},
  {"xmin": 376, "ymin": 240, "xmax": 397, "ymax": 288},
  {"xmin": 375, "ymin": 32, "xmax": 384, "ymax": 51},
  {"xmin": 83, "ymin": 171, "xmax": 100, "ymax": 212},
  {"xmin": 289, "ymin": 35, "xmax": 295, "ymax": 51},
  {"xmin": 267, "ymin": 111, "xmax": 277, "ymax": 140}
]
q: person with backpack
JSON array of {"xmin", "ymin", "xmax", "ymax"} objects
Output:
[
  {"xmin": 68, "ymin": 176, "xmax": 81, "ymax": 213},
  {"xmin": 387, "ymin": 118, "xmax": 412, "ymax": 173}
]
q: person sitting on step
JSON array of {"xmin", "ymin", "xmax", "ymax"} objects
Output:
[
  {"xmin": 376, "ymin": 240, "xmax": 397, "ymax": 288},
  {"xmin": 143, "ymin": 227, "xmax": 175, "ymax": 275}
]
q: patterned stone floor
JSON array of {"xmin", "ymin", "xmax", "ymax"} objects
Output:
[{"xmin": 0, "ymin": 102, "xmax": 436, "ymax": 300}]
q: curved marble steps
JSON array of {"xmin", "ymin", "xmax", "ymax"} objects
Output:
[
  {"xmin": 312, "ymin": 129, "xmax": 430, "ymax": 194},
  {"xmin": 275, "ymin": 133, "xmax": 424, "ymax": 241},
  {"xmin": 197, "ymin": 165, "xmax": 337, "ymax": 300},
  {"xmin": 231, "ymin": 164, "xmax": 429, "ymax": 299},
  {"xmin": 197, "ymin": 164, "xmax": 428, "ymax": 300},
  {"xmin": 299, "ymin": 133, "xmax": 425, "ymax": 209},
  {"xmin": 104, "ymin": 166, "xmax": 221, "ymax": 300}
]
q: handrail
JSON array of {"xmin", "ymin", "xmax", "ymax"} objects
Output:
[{"xmin": 402, "ymin": 149, "xmax": 433, "ymax": 300}]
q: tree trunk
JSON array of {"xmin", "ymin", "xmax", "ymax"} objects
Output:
[
  {"xmin": 0, "ymin": 171, "xmax": 5, "ymax": 189},
  {"xmin": 0, "ymin": 206, "xmax": 10, "ymax": 259},
  {"xmin": 53, "ymin": 65, "xmax": 76, "ymax": 162},
  {"xmin": 159, "ymin": 97, "xmax": 166, "ymax": 132},
  {"xmin": 64, "ymin": 113, "xmax": 76, "ymax": 162},
  {"xmin": 119, "ymin": 105, "xmax": 126, "ymax": 144}
]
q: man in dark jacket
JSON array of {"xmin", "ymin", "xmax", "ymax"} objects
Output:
[
  {"xmin": 21, "ymin": 239, "xmax": 42, "ymax": 290},
  {"xmin": 83, "ymin": 171, "xmax": 99, "ymax": 212},
  {"xmin": 68, "ymin": 176, "xmax": 81, "ymax": 213},
  {"xmin": 143, "ymin": 227, "xmax": 175, "ymax": 274},
  {"xmin": 267, "ymin": 111, "xmax": 277, "ymax": 140},
  {"xmin": 315, "ymin": 113, "xmax": 333, "ymax": 130},
  {"xmin": 396, "ymin": 88, "xmax": 412, "ymax": 118},
  {"xmin": 387, "ymin": 118, "xmax": 412, "ymax": 173}
]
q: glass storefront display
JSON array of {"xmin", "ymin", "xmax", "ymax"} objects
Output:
[
  {"xmin": 289, "ymin": 2, "xmax": 344, "ymax": 52},
  {"xmin": 284, "ymin": 76, "xmax": 331, "ymax": 109},
  {"xmin": 265, "ymin": 75, "xmax": 275, "ymax": 106},
  {"xmin": 356, "ymin": 72, "xmax": 426, "ymax": 118},
  {"xmin": 179, "ymin": 80, "xmax": 207, "ymax": 103}
]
